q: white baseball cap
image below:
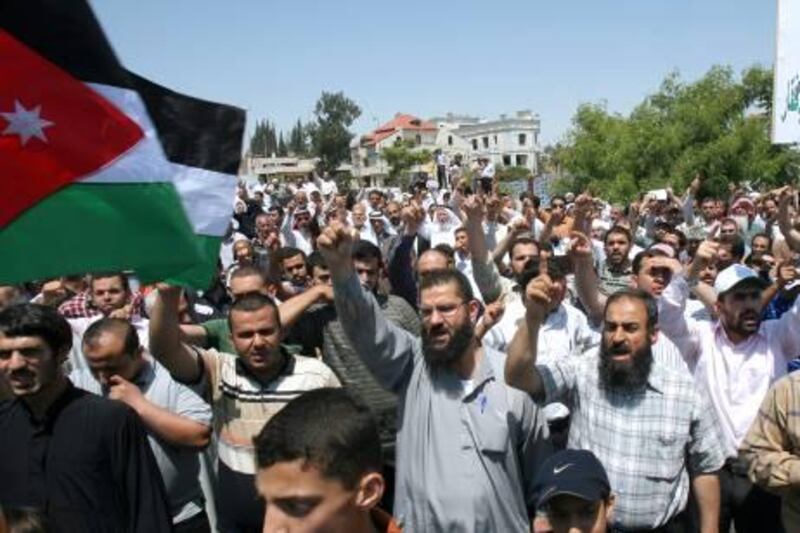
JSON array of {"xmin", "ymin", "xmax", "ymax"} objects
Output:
[{"xmin": 714, "ymin": 264, "xmax": 768, "ymax": 295}]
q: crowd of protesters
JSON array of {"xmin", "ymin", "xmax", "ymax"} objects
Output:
[{"xmin": 4, "ymin": 164, "xmax": 800, "ymax": 533}]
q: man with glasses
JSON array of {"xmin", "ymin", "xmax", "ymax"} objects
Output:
[{"xmin": 318, "ymin": 221, "xmax": 551, "ymax": 532}]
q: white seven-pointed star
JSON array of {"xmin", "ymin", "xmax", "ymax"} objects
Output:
[{"xmin": 1, "ymin": 100, "xmax": 55, "ymax": 146}]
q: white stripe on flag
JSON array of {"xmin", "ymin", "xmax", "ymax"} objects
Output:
[
  {"xmin": 170, "ymin": 163, "xmax": 237, "ymax": 236},
  {"xmin": 80, "ymin": 83, "xmax": 235, "ymax": 238},
  {"xmin": 81, "ymin": 83, "xmax": 174, "ymax": 185}
]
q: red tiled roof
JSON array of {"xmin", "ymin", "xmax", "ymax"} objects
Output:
[{"xmin": 362, "ymin": 113, "xmax": 436, "ymax": 145}]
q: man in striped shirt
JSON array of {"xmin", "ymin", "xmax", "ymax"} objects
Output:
[{"xmin": 149, "ymin": 287, "xmax": 340, "ymax": 533}]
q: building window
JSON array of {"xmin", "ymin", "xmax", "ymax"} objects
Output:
[
  {"xmin": 415, "ymin": 134, "xmax": 422, "ymax": 145},
  {"xmin": 516, "ymin": 154, "xmax": 528, "ymax": 166},
  {"xmin": 363, "ymin": 158, "xmax": 369, "ymax": 168},
  {"xmin": 493, "ymin": 135, "xmax": 498, "ymax": 145},
  {"xmin": 472, "ymin": 139, "xmax": 478, "ymax": 150},
  {"xmin": 482, "ymin": 137, "xmax": 489, "ymax": 148},
  {"xmin": 448, "ymin": 135, "xmax": 453, "ymax": 146},
  {"xmin": 502, "ymin": 154, "xmax": 511, "ymax": 166},
  {"xmin": 519, "ymin": 133, "xmax": 526, "ymax": 146}
]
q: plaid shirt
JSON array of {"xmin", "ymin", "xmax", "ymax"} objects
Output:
[
  {"xmin": 538, "ymin": 350, "xmax": 725, "ymax": 530},
  {"xmin": 57, "ymin": 291, "xmax": 144, "ymax": 319}
]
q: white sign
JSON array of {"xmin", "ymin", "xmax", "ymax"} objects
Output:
[{"xmin": 773, "ymin": 0, "xmax": 800, "ymax": 144}]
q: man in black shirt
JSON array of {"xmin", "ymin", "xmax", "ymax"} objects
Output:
[{"xmin": 0, "ymin": 303, "xmax": 172, "ymax": 532}]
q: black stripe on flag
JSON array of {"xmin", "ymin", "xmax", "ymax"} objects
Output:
[
  {"xmin": 127, "ymin": 72, "xmax": 246, "ymax": 176},
  {"xmin": 0, "ymin": 0, "xmax": 132, "ymax": 89}
]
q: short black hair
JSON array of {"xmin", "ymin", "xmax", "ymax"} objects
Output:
[
  {"xmin": 517, "ymin": 257, "xmax": 567, "ymax": 289},
  {"xmin": 432, "ymin": 244, "xmax": 455, "ymax": 260},
  {"xmin": 418, "ymin": 268, "xmax": 474, "ymax": 301},
  {"xmin": 228, "ymin": 293, "xmax": 281, "ymax": 331},
  {"xmin": 509, "ymin": 235, "xmax": 540, "ymax": 259},
  {"xmin": 90, "ymin": 272, "xmax": 130, "ymax": 292},
  {"xmin": 306, "ymin": 251, "xmax": 329, "ymax": 274},
  {"xmin": 83, "ymin": 317, "xmax": 140, "ymax": 357},
  {"xmin": 661, "ymin": 227, "xmax": 687, "ymax": 249},
  {"xmin": 632, "ymin": 248, "xmax": 669, "ymax": 275},
  {"xmin": 603, "ymin": 225, "xmax": 632, "ymax": 245},
  {"xmin": 230, "ymin": 265, "xmax": 268, "ymax": 283},
  {"xmin": 275, "ymin": 246, "xmax": 306, "ymax": 263},
  {"xmin": 0, "ymin": 303, "xmax": 72, "ymax": 355},
  {"xmin": 751, "ymin": 232, "xmax": 772, "ymax": 249},
  {"xmin": 715, "ymin": 234, "xmax": 746, "ymax": 261},
  {"xmin": 605, "ymin": 289, "xmax": 658, "ymax": 334},
  {"xmin": 352, "ymin": 239, "xmax": 383, "ymax": 264},
  {"xmin": 254, "ymin": 388, "xmax": 382, "ymax": 489}
]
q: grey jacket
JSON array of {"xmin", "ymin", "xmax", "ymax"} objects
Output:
[{"xmin": 333, "ymin": 273, "xmax": 551, "ymax": 532}]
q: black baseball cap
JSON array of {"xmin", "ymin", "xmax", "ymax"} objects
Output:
[{"xmin": 533, "ymin": 449, "xmax": 610, "ymax": 509}]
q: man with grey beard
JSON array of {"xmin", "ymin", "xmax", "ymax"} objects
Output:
[
  {"xmin": 505, "ymin": 270, "xmax": 725, "ymax": 533},
  {"xmin": 317, "ymin": 221, "xmax": 551, "ymax": 533}
]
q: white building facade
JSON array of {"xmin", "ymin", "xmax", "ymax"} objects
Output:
[{"xmin": 432, "ymin": 110, "xmax": 541, "ymax": 175}]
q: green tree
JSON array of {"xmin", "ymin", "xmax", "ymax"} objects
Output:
[
  {"xmin": 308, "ymin": 92, "xmax": 361, "ymax": 173},
  {"xmin": 496, "ymin": 165, "xmax": 532, "ymax": 182},
  {"xmin": 249, "ymin": 119, "xmax": 279, "ymax": 157},
  {"xmin": 277, "ymin": 132, "xmax": 288, "ymax": 157},
  {"xmin": 557, "ymin": 66, "xmax": 800, "ymax": 202},
  {"xmin": 288, "ymin": 119, "xmax": 307, "ymax": 156},
  {"xmin": 381, "ymin": 139, "xmax": 432, "ymax": 187}
]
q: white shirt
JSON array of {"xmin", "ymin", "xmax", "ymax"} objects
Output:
[
  {"xmin": 484, "ymin": 300, "xmax": 598, "ymax": 357},
  {"xmin": 454, "ymin": 252, "xmax": 485, "ymax": 304},
  {"xmin": 659, "ymin": 275, "xmax": 800, "ymax": 457},
  {"xmin": 482, "ymin": 220, "xmax": 508, "ymax": 253},
  {"xmin": 481, "ymin": 162, "xmax": 495, "ymax": 179},
  {"xmin": 419, "ymin": 210, "xmax": 461, "ymax": 248},
  {"xmin": 219, "ymin": 232, "xmax": 247, "ymax": 271},
  {"xmin": 67, "ymin": 315, "xmax": 150, "ymax": 372}
]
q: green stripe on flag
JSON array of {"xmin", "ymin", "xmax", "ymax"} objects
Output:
[
  {"xmin": 142, "ymin": 234, "xmax": 222, "ymax": 290},
  {"xmin": 0, "ymin": 183, "xmax": 203, "ymax": 285}
]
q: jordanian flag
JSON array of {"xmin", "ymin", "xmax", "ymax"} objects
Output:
[{"xmin": 0, "ymin": 0, "xmax": 245, "ymax": 288}]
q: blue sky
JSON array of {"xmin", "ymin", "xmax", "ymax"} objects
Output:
[{"xmin": 92, "ymin": 0, "xmax": 776, "ymax": 146}]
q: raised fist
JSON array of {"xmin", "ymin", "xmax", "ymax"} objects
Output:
[{"xmin": 317, "ymin": 221, "xmax": 358, "ymax": 275}]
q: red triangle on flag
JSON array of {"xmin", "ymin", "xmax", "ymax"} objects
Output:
[{"xmin": 0, "ymin": 30, "xmax": 145, "ymax": 227}]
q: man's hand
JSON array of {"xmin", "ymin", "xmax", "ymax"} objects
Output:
[
  {"xmin": 568, "ymin": 231, "xmax": 593, "ymax": 261},
  {"xmin": 690, "ymin": 172, "xmax": 702, "ymax": 195},
  {"xmin": 776, "ymin": 261, "xmax": 798, "ymax": 288},
  {"xmin": 462, "ymin": 194, "xmax": 485, "ymax": 223},
  {"xmin": 40, "ymin": 279, "xmax": 68, "ymax": 306},
  {"xmin": 317, "ymin": 221, "xmax": 358, "ymax": 280},
  {"xmin": 315, "ymin": 283, "xmax": 334, "ymax": 302},
  {"xmin": 523, "ymin": 260, "xmax": 554, "ymax": 325},
  {"xmin": 686, "ymin": 237, "xmax": 718, "ymax": 282},
  {"xmin": 573, "ymin": 193, "xmax": 593, "ymax": 217},
  {"xmin": 108, "ymin": 303, "xmax": 133, "ymax": 321},
  {"xmin": 509, "ymin": 217, "xmax": 531, "ymax": 236},
  {"xmin": 107, "ymin": 375, "xmax": 146, "ymax": 412},
  {"xmin": 650, "ymin": 256, "xmax": 684, "ymax": 277},
  {"xmin": 482, "ymin": 300, "xmax": 506, "ymax": 330},
  {"xmin": 694, "ymin": 240, "xmax": 719, "ymax": 267}
]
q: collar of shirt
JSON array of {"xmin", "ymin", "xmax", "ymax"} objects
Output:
[
  {"xmin": 18, "ymin": 379, "xmax": 79, "ymax": 428},
  {"xmin": 712, "ymin": 319, "xmax": 766, "ymax": 346},
  {"xmin": 130, "ymin": 359, "xmax": 156, "ymax": 392},
  {"xmin": 234, "ymin": 346, "xmax": 293, "ymax": 385},
  {"xmin": 460, "ymin": 349, "xmax": 497, "ymax": 401},
  {"xmin": 604, "ymin": 259, "xmax": 632, "ymax": 275},
  {"xmin": 645, "ymin": 358, "xmax": 667, "ymax": 395}
]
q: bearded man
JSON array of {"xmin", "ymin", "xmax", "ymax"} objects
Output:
[
  {"xmin": 505, "ymin": 279, "xmax": 725, "ymax": 533},
  {"xmin": 318, "ymin": 221, "xmax": 551, "ymax": 533}
]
